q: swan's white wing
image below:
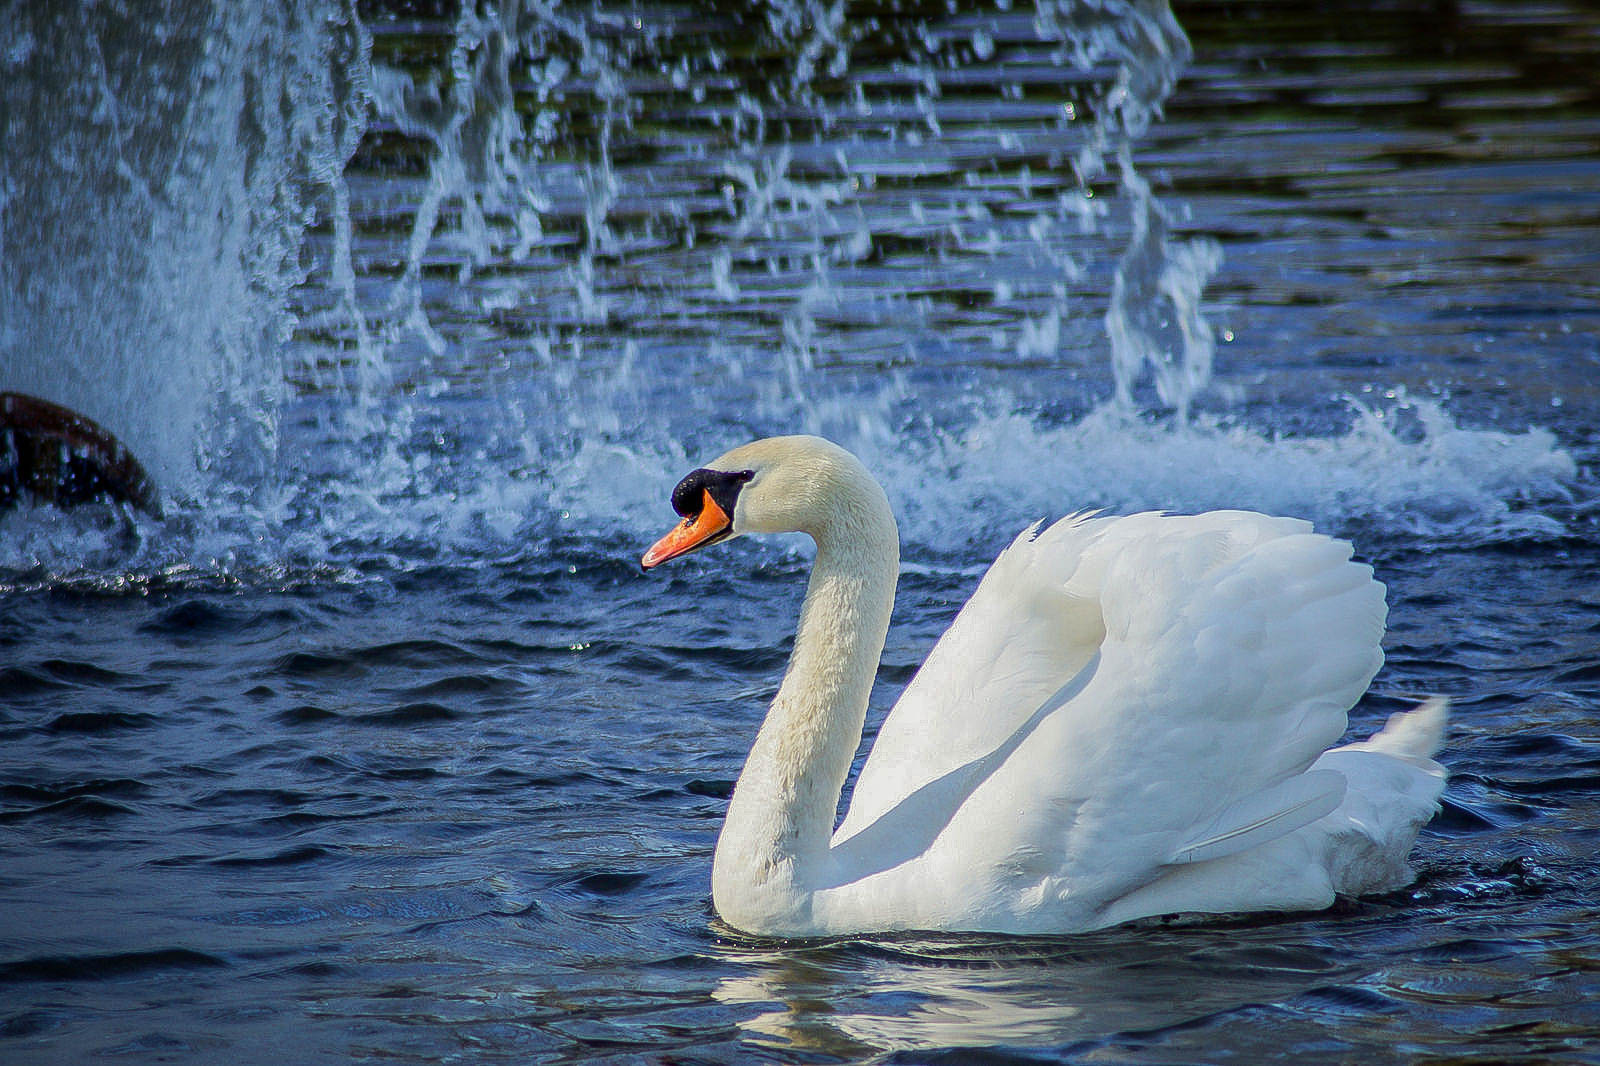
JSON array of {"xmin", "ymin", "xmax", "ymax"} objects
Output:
[
  {"xmin": 1092, "ymin": 699, "xmax": 1448, "ymax": 928},
  {"xmin": 836, "ymin": 512, "xmax": 1119, "ymax": 840},
  {"xmin": 1165, "ymin": 768, "xmax": 1346, "ymax": 866},
  {"xmin": 834, "ymin": 510, "xmax": 1390, "ymax": 927},
  {"xmin": 984, "ymin": 512, "xmax": 1387, "ymax": 922}
]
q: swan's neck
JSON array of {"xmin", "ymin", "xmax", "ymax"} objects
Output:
[{"xmin": 712, "ymin": 496, "xmax": 898, "ymax": 934}]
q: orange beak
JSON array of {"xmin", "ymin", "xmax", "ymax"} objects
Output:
[{"xmin": 641, "ymin": 491, "xmax": 734, "ymax": 569}]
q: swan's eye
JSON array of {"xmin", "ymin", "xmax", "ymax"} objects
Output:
[{"xmin": 671, "ymin": 468, "xmax": 753, "ymax": 519}]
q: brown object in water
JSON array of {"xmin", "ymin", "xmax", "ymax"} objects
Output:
[{"xmin": 0, "ymin": 392, "xmax": 162, "ymax": 516}]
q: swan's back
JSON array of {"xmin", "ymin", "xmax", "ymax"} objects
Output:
[{"xmin": 826, "ymin": 510, "xmax": 1440, "ymax": 932}]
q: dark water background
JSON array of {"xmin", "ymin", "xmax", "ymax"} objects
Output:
[{"xmin": 3, "ymin": 0, "xmax": 1600, "ymax": 1062}]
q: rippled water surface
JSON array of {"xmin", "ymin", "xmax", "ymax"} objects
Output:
[{"xmin": 4, "ymin": 0, "xmax": 1600, "ymax": 1062}]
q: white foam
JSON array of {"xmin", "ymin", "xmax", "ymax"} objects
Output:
[{"xmin": 851, "ymin": 399, "xmax": 1576, "ymax": 552}]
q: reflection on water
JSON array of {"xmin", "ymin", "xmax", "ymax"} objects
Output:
[
  {"xmin": 707, "ymin": 881, "xmax": 1600, "ymax": 1061},
  {"xmin": 712, "ymin": 929, "xmax": 1343, "ymax": 1056}
]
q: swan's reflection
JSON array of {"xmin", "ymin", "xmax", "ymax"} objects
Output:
[{"xmin": 713, "ymin": 922, "xmax": 1351, "ymax": 1057}]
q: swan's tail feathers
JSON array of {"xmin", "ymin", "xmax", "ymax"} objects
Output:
[
  {"xmin": 1164, "ymin": 700, "xmax": 1446, "ymax": 870},
  {"xmin": 1167, "ymin": 769, "xmax": 1347, "ymax": 866},
  {"xmin": 1359, "ymin": 697, "xmax": 1450, "ymax": 763}
]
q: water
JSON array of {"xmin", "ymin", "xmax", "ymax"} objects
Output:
[{"xmin": 3, "ymin": 0, "xmax": 1599, "ymax": 1061}]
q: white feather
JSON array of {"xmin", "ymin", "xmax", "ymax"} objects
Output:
[{"xmin": 1166, "ymin": 770, "xmax": 1346, "ymax": 866}]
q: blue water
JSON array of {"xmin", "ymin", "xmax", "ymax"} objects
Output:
[{"xmin": 4, "ymin": 1, "xmax": 1600, "ymax": 1062}]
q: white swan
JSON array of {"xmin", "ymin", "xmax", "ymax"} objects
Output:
[{"xmin": 642, "ymin": 435, "xmax": 1448, "ymax": 938}]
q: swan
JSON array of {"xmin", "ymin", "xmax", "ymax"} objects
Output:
[{"xmin": 641, "ymin": 435, "xmax": 1448, "ymax": 937}]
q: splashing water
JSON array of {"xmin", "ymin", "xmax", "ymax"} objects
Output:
[
  {"xmin": 0, "ymin": 0, "xmax": 1581, "ymax": 586},
  {"xmin": 0, "ymin": 0, "xmax": 368, "ymax": 499},
  {"xmin": 1105, "ymin": 148, "xmax": 1223, "ymax": 420}
]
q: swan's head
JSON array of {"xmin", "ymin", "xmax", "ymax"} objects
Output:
[{"xmin": 641, "ymin": 435, "xmax": 885, "ymax": 569}]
